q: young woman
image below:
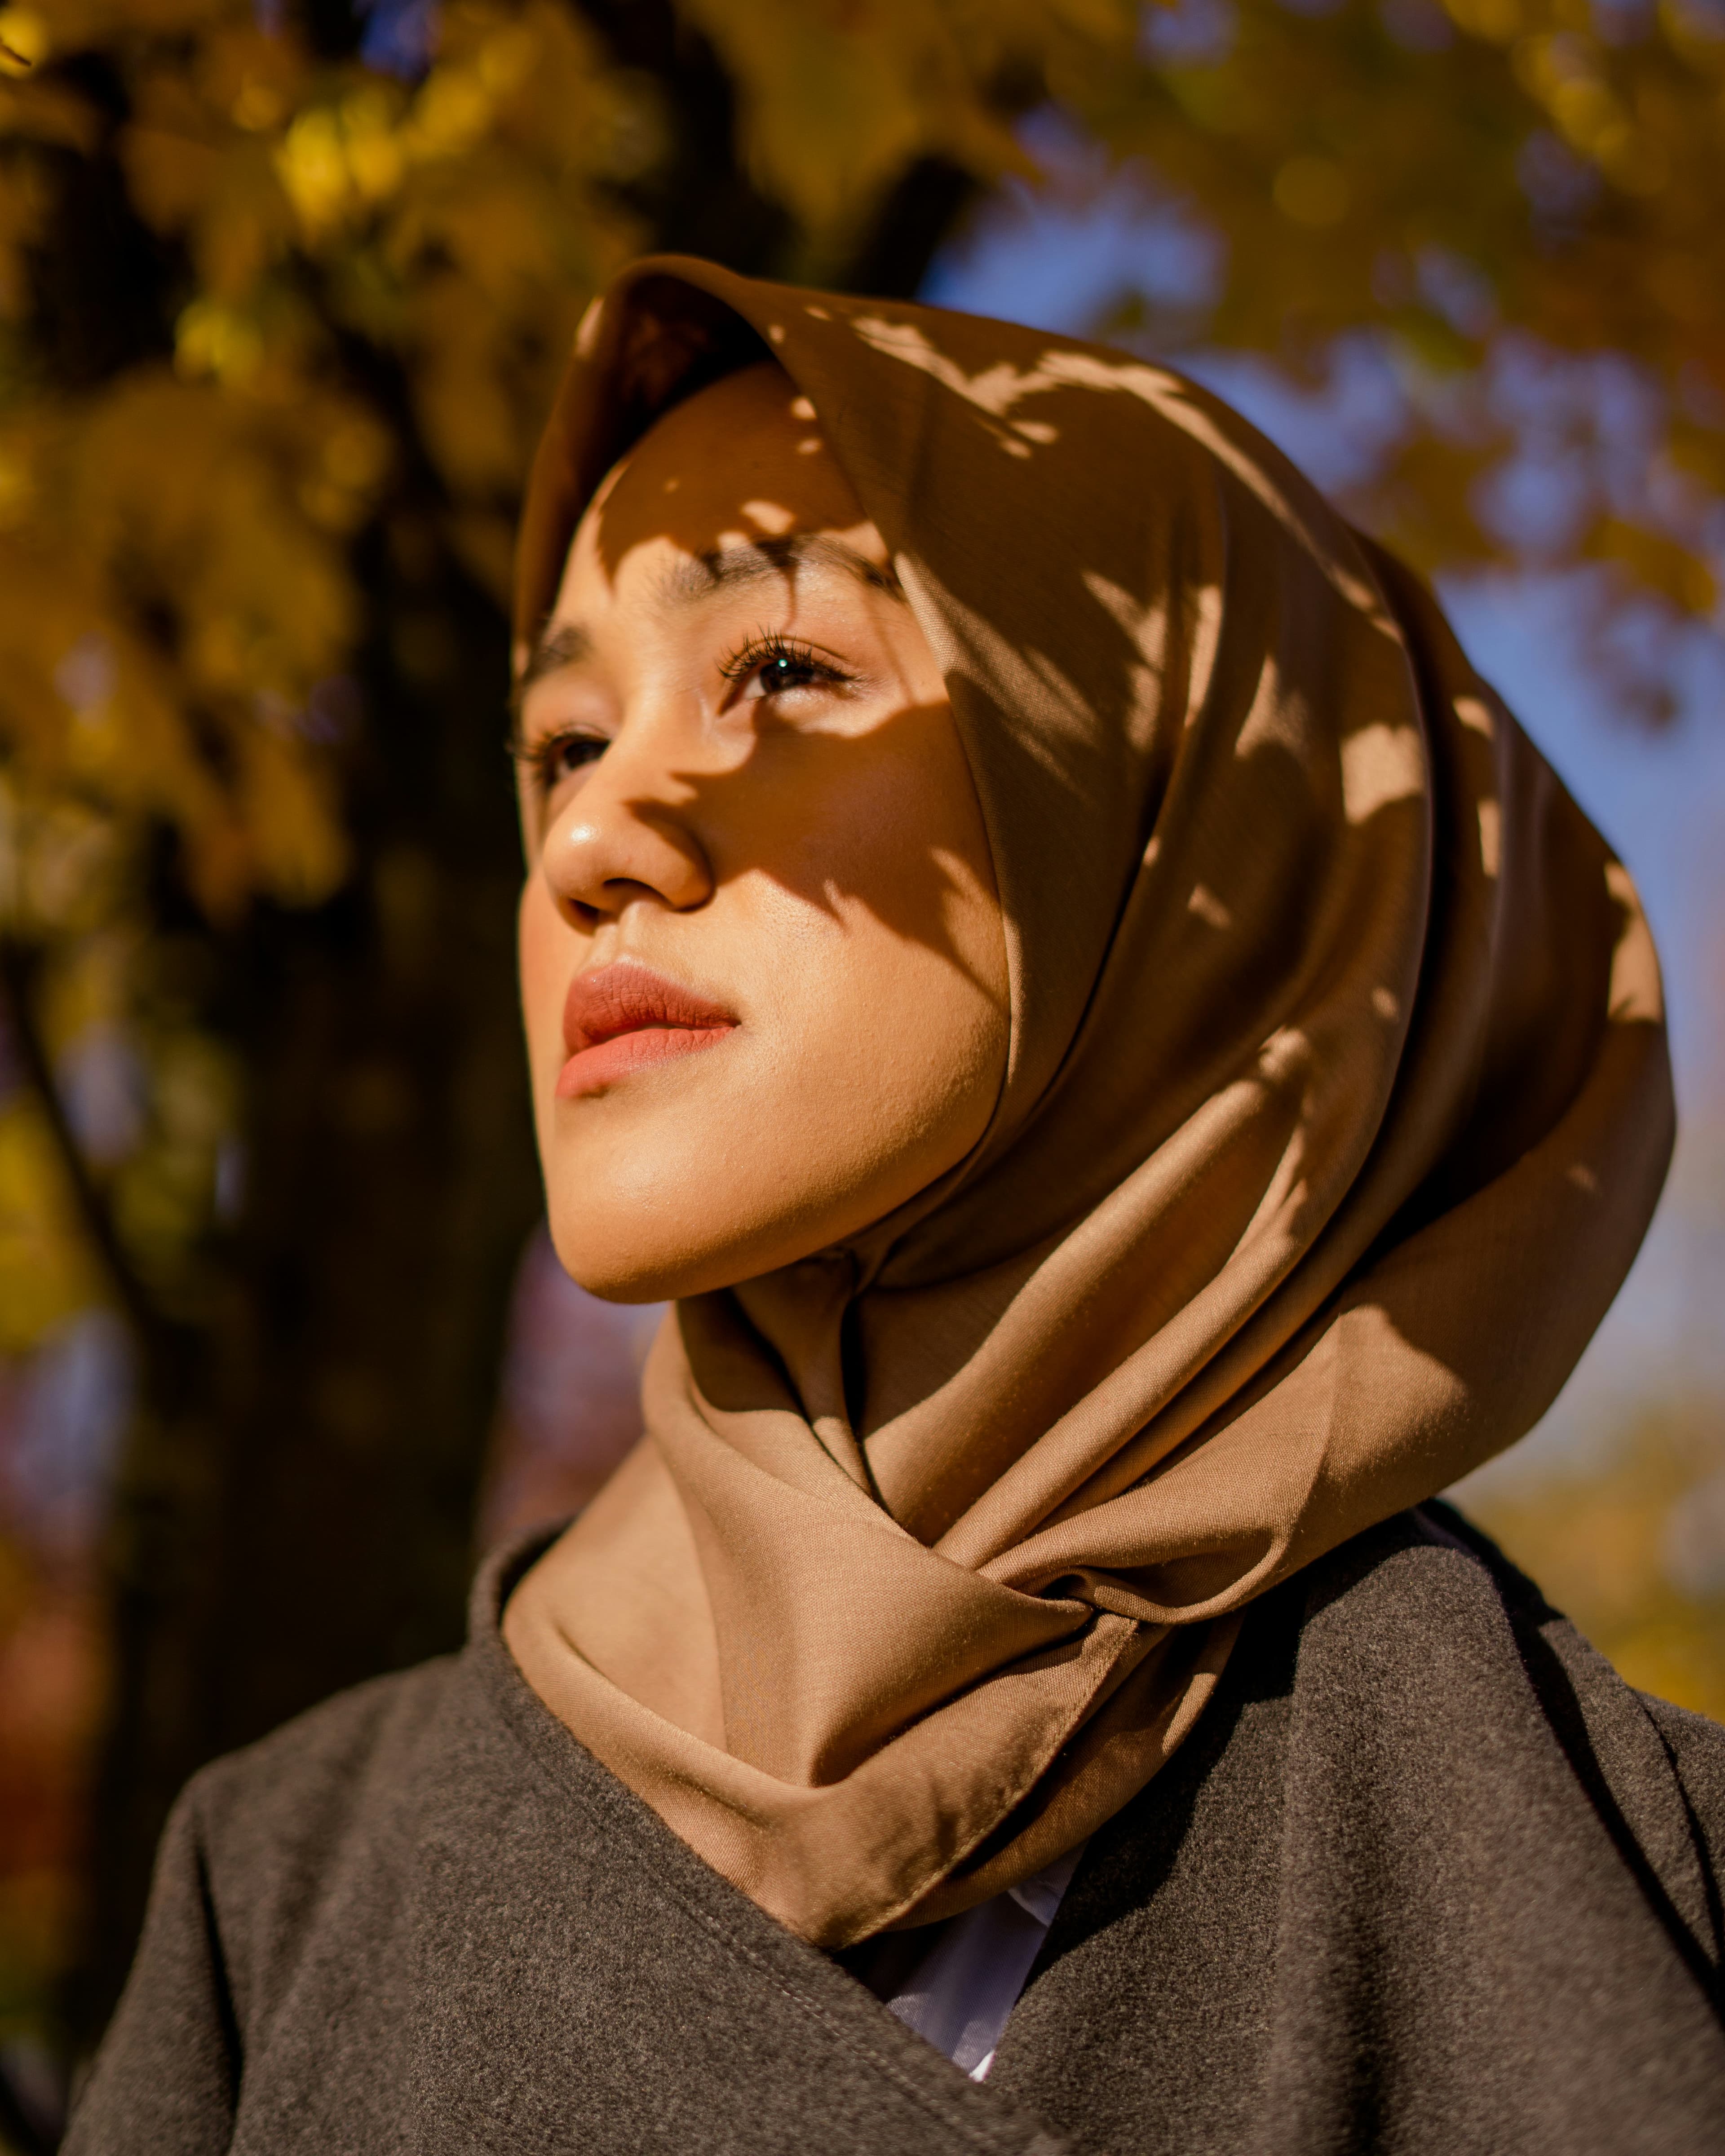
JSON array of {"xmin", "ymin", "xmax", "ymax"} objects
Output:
[{"xmin": 68, "ymin": 260, "xmax": 1725, "ymax": 2155}]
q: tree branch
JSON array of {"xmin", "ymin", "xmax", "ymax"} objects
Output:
[
  {"xmin": 841, "ymin": 155, "xmax": 982, "ymax": 300},
  {"xmin": 0, "ymin": 936, "xmax": 166, "ymax": 1347}
]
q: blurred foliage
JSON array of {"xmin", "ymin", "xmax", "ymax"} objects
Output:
[
  {"xmin": 0, "ymin": 0, "xmax": 1711, "ymax": 1373},
  {"xmin": 0, "ymin": 0, "xmax": 1717, "ymax": 2103},
  {"xmin": 1091, "ymin": 0, "xmax": 1725, "ymax": 633},
  {"xmin": 0, "ymin": 1535, "xmax": 105, "ymax": 2113},
  {"xmin": 1470, "ymin": 1405, "xmax": 1725, "ymax": 1721},
  {"xmin": 0, "ymin": 0, "xmax": 1150, "ymax": 1370}
]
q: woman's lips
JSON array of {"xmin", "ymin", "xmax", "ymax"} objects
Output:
[{"xmin": 556, "ymin": 961, "xmax": 738, "ymax": 1100}]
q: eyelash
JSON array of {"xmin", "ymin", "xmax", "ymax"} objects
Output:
[
  {"xmin": 717, "ymin": 629, "xmax": 853, "ymax": 699},
  {"xmin": 517, "ymin": 633, "xmax": 854, "ymax": 795}
]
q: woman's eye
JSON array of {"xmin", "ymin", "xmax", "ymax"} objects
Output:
[
  {"xmin": 721, "ymin": 634, "xmax": 850, "ymax": 704},
  {"xmin": 753, "ymin": 651, "xmax": 822, "ymax": 695},
  {"xmin": 527, "ymin": 732, "xmax": 606, "ymax": 790}
]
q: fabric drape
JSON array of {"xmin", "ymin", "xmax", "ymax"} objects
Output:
[{"xmin": 503, "ymin": 258, "xmax": 1673, "ymax": 1948}]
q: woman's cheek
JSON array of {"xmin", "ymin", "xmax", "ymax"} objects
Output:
[{"xmin": 517, "ymin": 875, "xmax": 568, "ymax": 1081}]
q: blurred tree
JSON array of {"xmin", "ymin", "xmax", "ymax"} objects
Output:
[
  {"xmin": 1469, "ymin": 1403, "xmax": 1725, "ymax": 1721},
  {"xmin": 1078, "ymin": 0, "xmax": 1725, "ymax": 708},
  {"xmin": 0, "ymin": 0, "xmax": 1717, "ymax": 2065}
]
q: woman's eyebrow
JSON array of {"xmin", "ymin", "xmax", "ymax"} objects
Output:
[
  {"xmin": 659, "ymin": 534, "xmax": 904, "ymax": 605},
  {"xmin": 509, "ymin": 622, "xmax": 593, "ymax": 747},
  {"xmin": 511, "ymin": 534, "xmax": 902, "ymax": 733},
  {"xmin": 514, "ymin": 621, "xmax": 593, "ymax": 711}
]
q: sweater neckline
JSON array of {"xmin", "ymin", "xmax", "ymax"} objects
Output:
[{"xmin": 465, "ymin": 1526, "xmax": 1073, "ymax": 2156}]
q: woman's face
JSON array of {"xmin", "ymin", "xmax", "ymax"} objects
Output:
[{"xmin": 515, "ymin": 362, "xmax": 1010, "ymax": 1302}]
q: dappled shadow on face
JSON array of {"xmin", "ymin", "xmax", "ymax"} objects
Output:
[
  {"xmin": 587, "ymin": 358, "xmax": 880, "ymax": 592},
  {"xmin": 549, "ymin": 361, "xmax": 1006, "ymax": 1007},
  {"xmin": 615, "ymin": 691, "xmax": 1002, "ymax": 1010},
  {"xmin": 551, "ymin": 303, "xmax": 1456, "ymax": 1299}
]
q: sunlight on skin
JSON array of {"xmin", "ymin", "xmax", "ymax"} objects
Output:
[{"xmin": 514, "ymin": 362, "xmax": 1012, "ymax": 1303}]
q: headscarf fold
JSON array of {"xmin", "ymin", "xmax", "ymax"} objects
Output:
[{"xmin": 503, "ymin": 258, "xmax": 1672, "ymax": 1948}]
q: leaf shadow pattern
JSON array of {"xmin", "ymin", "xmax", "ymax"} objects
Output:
[{"xmin": 494, "ymin": 258, "xmax": 1676, "ymax": 1958}]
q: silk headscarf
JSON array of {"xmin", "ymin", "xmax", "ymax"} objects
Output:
[{"xmin": 503, "ymin": 258, "xmax": 1673, "ymax": 1949}]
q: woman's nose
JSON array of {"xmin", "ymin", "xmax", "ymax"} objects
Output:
[{"xmin": 538, "ymin": 727, "xmax": 715, "ymax": 922}]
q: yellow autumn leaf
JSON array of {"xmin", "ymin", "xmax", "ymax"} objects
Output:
[
  {"xmin": 231, "ymin": 720, "xmax": 349, "ymax": 908},
  {"xmin": 0, "ymin": 1104, "xmax": 102, "ymax": 1354}
]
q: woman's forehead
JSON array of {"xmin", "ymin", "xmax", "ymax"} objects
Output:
[
  {"xmin": 553, "ymin": 371, "xmax": 889, "ymax": 630},
  {"xmin": 574, "ymin": 366, "xmax": 861, "ymax": 569}
]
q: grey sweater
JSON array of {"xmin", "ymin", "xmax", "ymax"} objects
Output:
[{"xmin": 65, "ymin": 1506, "xmax": 1725, "ymax": 2155}]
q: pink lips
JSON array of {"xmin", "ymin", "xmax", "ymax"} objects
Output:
[{"xmin": 555, "ymin": 961, "xmax": 738, "ymax": 1100}]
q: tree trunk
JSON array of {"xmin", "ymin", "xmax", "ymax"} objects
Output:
[{"xmin": 67, "ymin": 0, "xmax": 984, "ymax": 2041}]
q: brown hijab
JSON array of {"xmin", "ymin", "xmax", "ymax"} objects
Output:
[{"xmin": 503, "ymin": 258, "xmax": 1673, "ymax": 1949}]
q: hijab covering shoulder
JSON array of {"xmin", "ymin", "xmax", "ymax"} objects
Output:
[{"xmin": 504, "ymin": 256, "xmax": 1673, "ymax": 1948}]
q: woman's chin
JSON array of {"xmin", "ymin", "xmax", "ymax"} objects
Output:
[
  {"xmin": 545, "ymin": 1210, "xmax": 760, "ymax": 1306},
  {"xmin": 546, "ymin": 1178, "xmax": 856, "ymax": 1305},
  {"xmin": 545, "ymin": 1226, "xmax": 690, "ymax": 1306}
]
